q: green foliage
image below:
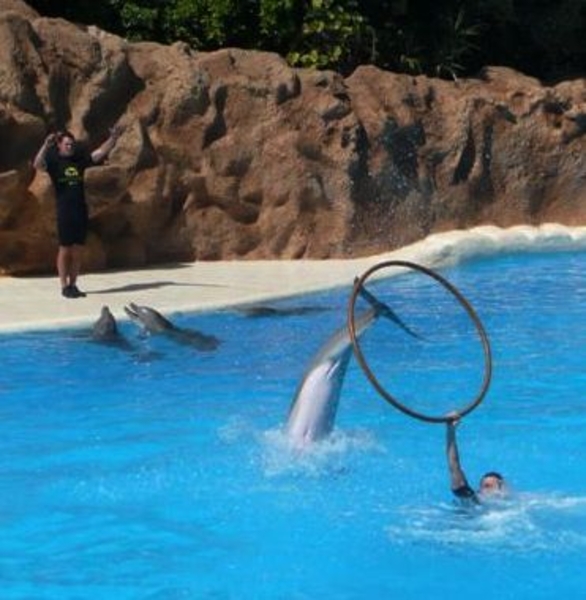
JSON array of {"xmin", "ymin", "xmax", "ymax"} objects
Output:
[
  {"xmin": 107, "ymin": 0, "xmax": 261, "ymax": 50},
  {"xmin": 172, "ymin": 0, "xmax": 258, "ymax": 48},
  {"xmin": 430, "ymin": 8, "xmax": 481, "ymax": 80},
  {"xmin": 107, "ymin": 0, "xmax": 162, "ymax": 40},
  {"xmin": 26, "ymin": 0, "xmax": 586, "ymax": 81},
  {"xmin": 287, "ymin": 0, "xmax": 374, "ymax": 72},
  {"xmin": 258, "ymin": 0, "xmax": 303, "ymax": 54},
  {"xmin": 159, "ymin": 0, "xmax": 226, "ymax": 48}
]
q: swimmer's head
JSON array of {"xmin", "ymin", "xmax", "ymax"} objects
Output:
[{"xmin": 479, "ymin": 471, "xmax": 506, "ymax": 497}]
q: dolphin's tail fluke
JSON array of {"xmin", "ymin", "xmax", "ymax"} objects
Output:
[{"xmin": 355, "ymin": 279, "xmax": 422, "ymax": 340}]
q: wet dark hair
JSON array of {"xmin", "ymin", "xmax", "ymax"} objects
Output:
[{"xmin": 481, "ymin": 471, "xmax": 504, "ymax": 483}]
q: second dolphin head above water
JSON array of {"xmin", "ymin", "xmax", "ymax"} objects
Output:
[{"xmin": 124, "ymin": 302, "xmax": 220, "ymax": 351}]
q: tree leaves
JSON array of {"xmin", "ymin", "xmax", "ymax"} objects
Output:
[{"xmin": 26, "ymin": 0, "xmax": 586, "ymax": 80}]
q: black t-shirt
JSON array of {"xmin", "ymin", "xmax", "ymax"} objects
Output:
[{"xmin": 45, "ymin": 145, "xmax": 93, "ymax": 214}]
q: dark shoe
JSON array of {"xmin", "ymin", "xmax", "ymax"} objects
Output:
[
  {"xmin": 62, "ymin": 285, "xmax": 75, "ymax": 298},
  {"xmin": 70, "ymin": 285, "xmax": 87, "ymax": 298}
]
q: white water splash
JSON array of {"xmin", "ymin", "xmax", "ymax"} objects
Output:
[
  {"xmin": 258, "ymin": 426, "xmax": 383, "ymax": 479},
  {"xmin": 387, "ymin": 491, "xmax": 586, "ymax": 554}
]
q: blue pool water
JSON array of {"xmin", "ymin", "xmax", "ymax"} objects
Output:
[{"xmin": 1, "ymin": 249, "xmax": 586, "ymax": 599}]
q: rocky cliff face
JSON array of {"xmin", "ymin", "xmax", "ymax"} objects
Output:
[{"xmin": 1, "ymin": 0, "xmax": 585, "ymax": 275}]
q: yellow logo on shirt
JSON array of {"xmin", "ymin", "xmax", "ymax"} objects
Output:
[
  {"xmin": 64, "ymin": 166, "xmax": 80, "ymax": 178},
  {"xmin": 61, "ymin": 165, "xmax": 82, "ymax": 186}
]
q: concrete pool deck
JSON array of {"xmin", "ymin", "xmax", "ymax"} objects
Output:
[
  {"xmin": 0, "ymin": 251, "xmax": 417, "ymax": 333},
  {"xmin": 1, "ymin": 224, "xmax": 585, "ymax": 333},
  {"xmin": 0, "ymin": 232, "xmax": 448, "ymax": 333}
]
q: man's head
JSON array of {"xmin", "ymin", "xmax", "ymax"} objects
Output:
[
  {"xmin": 479, "ymin": 471, "xmax": 506, "ymax": 497},
  {"xmin": 56, "ymin": 131, "xmax": 76, "ymax": 157}
]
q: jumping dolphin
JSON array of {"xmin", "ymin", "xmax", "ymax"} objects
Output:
[
  {"xmin": 124, "ymin": 302, "xmax": 220, "ymax": 351},
  {"xmin": 284, "ymin": 286, "xmax": 420, "ymax": 449}
]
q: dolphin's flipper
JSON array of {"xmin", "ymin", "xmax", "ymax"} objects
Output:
[{"xmin": 354, "ymin": 279, "xmax": 422, "ymax": 340}]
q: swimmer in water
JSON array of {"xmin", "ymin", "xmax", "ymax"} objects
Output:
[{"xmin": 446, "ymin": 415, "xmax": 507, "ymax": 504}]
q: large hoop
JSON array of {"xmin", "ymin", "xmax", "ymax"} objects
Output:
[{"xmin": 347, "ymin": 260, "xmax": 492, "ymax": 423}]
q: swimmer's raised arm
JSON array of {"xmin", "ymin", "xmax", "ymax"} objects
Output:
[{"xmin": 446, "ymin": 416, "xmax": 471, "ymax": 493}]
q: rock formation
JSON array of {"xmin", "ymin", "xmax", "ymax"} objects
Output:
[{"xmin": 1, "ymin": 0, "xmax": 585, "ymax": 275}]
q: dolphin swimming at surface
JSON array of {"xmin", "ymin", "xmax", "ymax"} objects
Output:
[
  {"xmin": 234, "ymin": 304, "xmax": 330, "ymax": 318},
  {"xmin": 92, "ymin": 306, "xmax": 119, "ymax": 341},
  {"xmin": 124, "ymin": 302, "xmax": 220, "ymax": 351},
  {"xmin": 90, "ymin": 306, "xmax": 134, "ymax": 350},
  {"xmin": 284, "ymin": 288, "xmax": 419, "ymax": 449}
]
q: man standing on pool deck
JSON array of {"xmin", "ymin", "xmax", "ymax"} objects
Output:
[
  {"xmin": 446, "ymin": 416, "xmax": 507, "ymax": 504},
  {"xmin": 33, "ymin": 127, "xmax": 123, "ymax": 298}
]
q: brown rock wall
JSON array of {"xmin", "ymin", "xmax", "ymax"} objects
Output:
[{"xmin": 1, "ymin": 0, "xmax": 586, "ymax": 274}]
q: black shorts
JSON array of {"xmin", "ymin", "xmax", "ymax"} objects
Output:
[{"xmin": 57, "ymin": 206, "xmax": 88, "ymax": 246}]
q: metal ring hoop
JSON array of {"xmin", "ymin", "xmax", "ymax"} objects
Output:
[{"xmin": 347, "ymin": 260, "xmax": 492, "ymax": 424}]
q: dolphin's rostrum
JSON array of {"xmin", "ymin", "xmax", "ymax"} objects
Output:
[{"xmin": 124, "ymin": 302, "xmax": 220, "ymax": 351}]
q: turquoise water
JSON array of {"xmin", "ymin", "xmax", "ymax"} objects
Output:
[{"xmin": 1, "ymin": 250, "xmax": 585, "ymax": 599}]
